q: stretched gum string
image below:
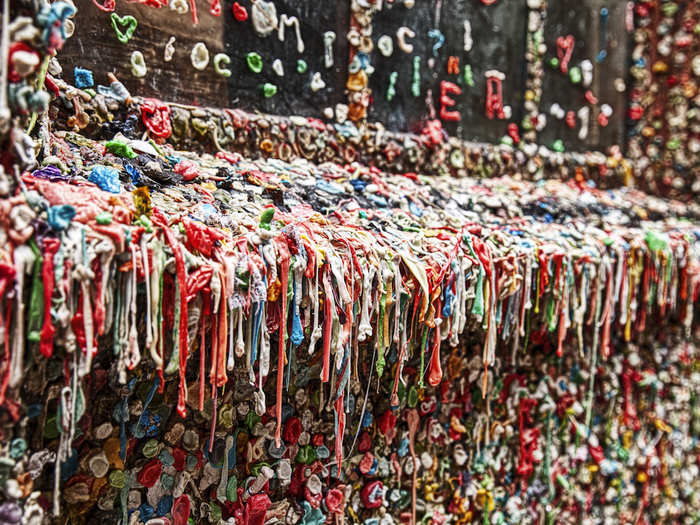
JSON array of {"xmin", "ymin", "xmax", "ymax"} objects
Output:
[
  {"xmin": 215, "ymin": 268, "xmax": 228, "ymax": 387},
  {"xmin": 189, "ymin": 0, "xmax": 198, "ymax": 25},
  {"xmin": 406, "ymin": 409, "xmax": 419, "ymax": 525},
  {"xmin": 152, "ymin": 209, "xmax": 189, "ymax": 417},
  {"xmin": 209, "ymin": 303, "xmax": 219, "ymax": 388},
  {"xmin": 638, "ymin": 253, "xmax": 650, "ymax": 333},
  {"xmin": 600, "ymin": 264, "xmax": 613, "ymax": 359},
  {"xmin": 334, "ymin": 392, "xmax": 344, "ymax": 472},
  {"xmin": 209, "ymin": 385, "xmax": 217, "ymax": 453},
  {"xmin": 391, "ymin": 291, "xmax": 419, "ymax": 404},
  {"xmin": 275, "ymin": 239, "xmax": 290, "ymax": 448},
  {"xmin": 555, "ymin": 259, "xmax": 568, "ymax": 358},
  {"xmin": 39, "ymin": 238, "xmax": 60, "ymax": 358},
  {"xmin": 199, "ymin": 291, "xmax": 210, "ymax": 411},
  {"xmin": 93, "ymin": 255, "xmax": 106, "ymax": 336},
  {"xmin": 427, "ymin": 298, "xmax": 443, "ymax": 387},
  {"xmin": 0, "ymin": 298, "xmax": 13, "ymax": 406},
  {"xmin": 321, "ymin": 265, "xmax": 333, "ymax": 383},
  {"xmin": 556, "ymin": 290, "xmax": 567, "ymax": 358}
]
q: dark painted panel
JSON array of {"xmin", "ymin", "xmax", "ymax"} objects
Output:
[{"xmin": 368, "ymin": 0, "xmax": 528, "ymax": 142}]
